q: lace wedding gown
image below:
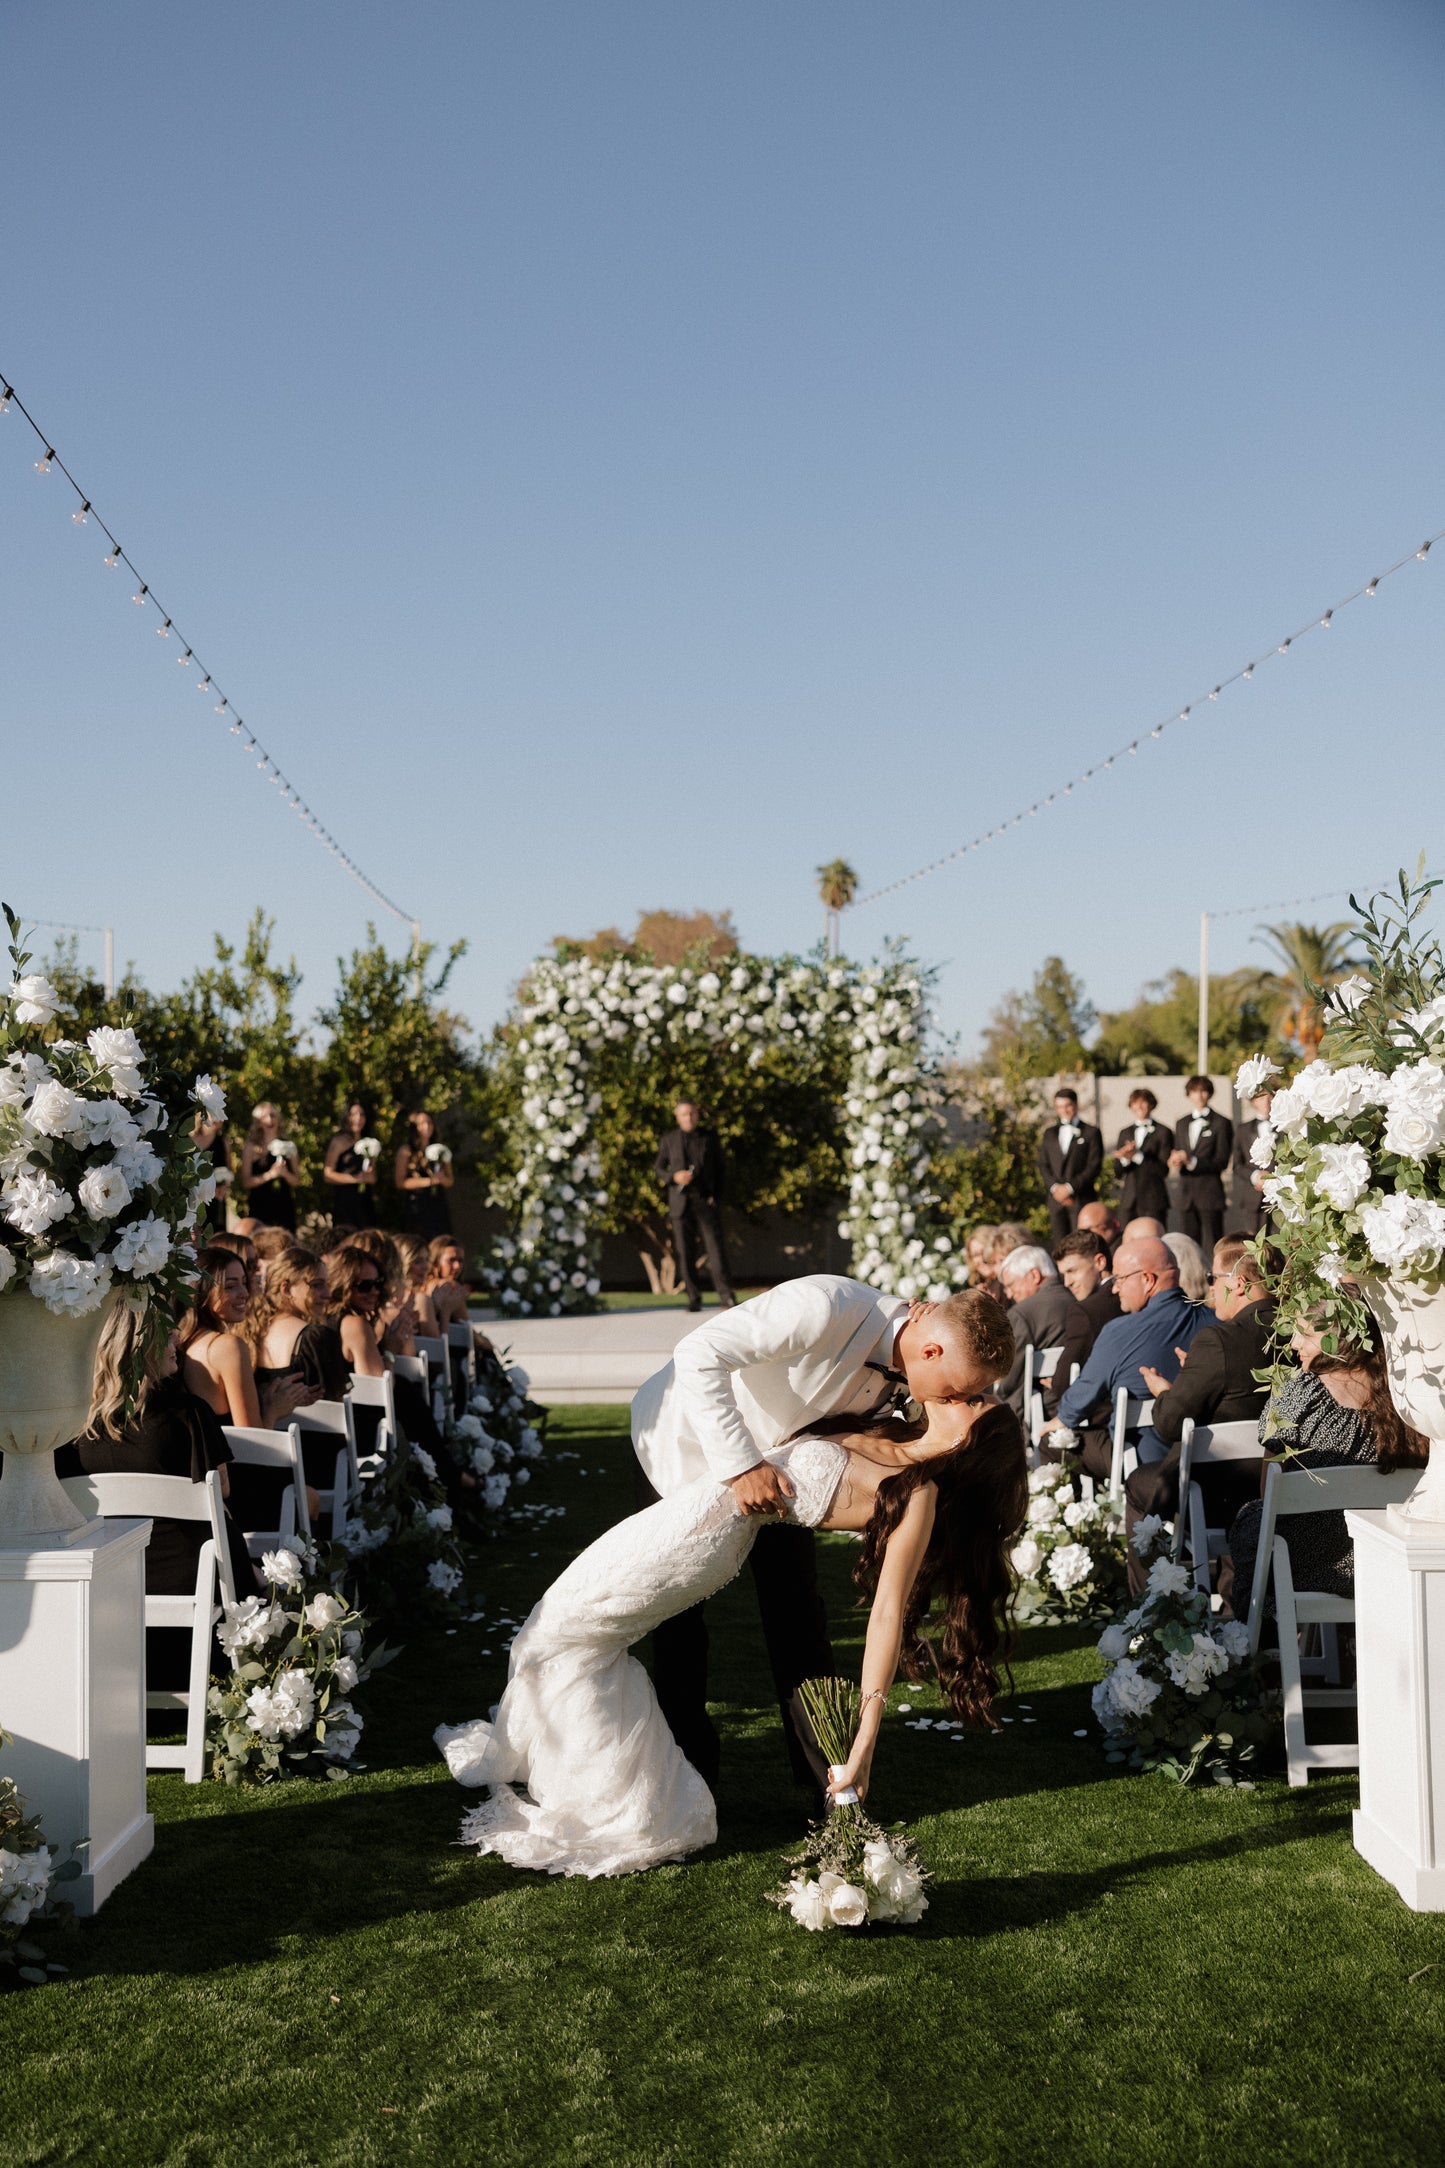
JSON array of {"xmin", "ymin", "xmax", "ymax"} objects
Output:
[{"xmin": 435, "ymin": 1437, "xmax": 848, "ymax": 1878}]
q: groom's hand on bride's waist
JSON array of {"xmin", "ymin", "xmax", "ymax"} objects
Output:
[{"xmin": 727, "ymin": 1463, "xmax": 794, "ymax": 1517}]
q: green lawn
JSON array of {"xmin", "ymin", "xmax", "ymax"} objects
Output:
[{"xmin": 6, "ymin": 1407, "xmax": 1444, "ymax": 2167}]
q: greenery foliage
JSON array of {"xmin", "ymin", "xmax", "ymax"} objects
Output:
[{"xmin": 981, "ymin": 956, "xmax": 1097, "ymax": 1078}]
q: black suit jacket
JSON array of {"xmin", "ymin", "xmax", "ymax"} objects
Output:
[
  {"xmin": 1172, "ymin": 1108, "xmax": 1234, "ymax": 1207},
  {"xmin": 1128, "ymin": 1297, "xmax": 1275, "ymax": 1518},
  {"xmin": 1078, "ymin": 1282, "xmax": 1123, "ymax": 1349},
  {"xmin": 1230, "ymin": 1118, "xmax": 1267, "ymax": 1235},
  {"xmin": 1112, "ymin": 1120, "xmax": 1172, "ymax": 1222},
  {"xmin": 1037, "ymin": 1121, "xmax": 1103, "ymax": 1204},
  {"xmin": 656, "ymin": 1126, "xmax": 725, "ymax": 1212}
]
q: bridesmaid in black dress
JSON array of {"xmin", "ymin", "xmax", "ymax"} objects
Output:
[
  {"xmin": 240, "ymin": 1101, "xmax": 302, "ymax": 1232},
  {"xmin": 191, "ymin": 1107, "xmax": 233, "ymax": 1238},
  {"xmin": 324, "ymin": 1100, "xmax": 379, "ymax": 1230},
  {"xmin": 395, "ymin": 1109, "xmax": 454, "ymax": 1238}
]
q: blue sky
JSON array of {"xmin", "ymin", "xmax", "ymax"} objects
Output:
[{"xmin": 2, "ymin": 1, "xmax": 1442, "ymax": 1057}]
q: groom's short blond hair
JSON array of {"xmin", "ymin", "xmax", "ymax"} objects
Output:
[{"xmin": 929, "ymin": 1288, "xmax": 1015, "ymax": 1380}]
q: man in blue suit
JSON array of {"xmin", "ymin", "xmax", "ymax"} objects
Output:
[{"xmin": 1038, "ymin": 1234, "xmax": 1208, "ymax": 1484}]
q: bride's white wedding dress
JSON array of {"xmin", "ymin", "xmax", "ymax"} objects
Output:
[{"xmin": 435, "ymin": 1436, "xmax": 848, "ymax": 1878}]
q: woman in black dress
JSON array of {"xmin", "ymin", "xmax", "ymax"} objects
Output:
[
  {"xmin": 57, "ymin": 1306, "xmax": 256, "ymax": 1690},
  {"xmin": 192, "ymin": 1106, "xmax": 233, "ymax": 1238},
  {"xmin": 324, "ymin": 1100, "xmax": 379, "ymax": 1231},
  {"xmin": 395, "ymin": 1110, "xmax": 454, "ymax": 1238},
  {"xmin": 240, "ymin": 1101, "xmax": 302, "ymax": 1232},
  {"xmin": 1112, "ymin": 1087, "xmax": 1172, "ymax": 1225}
]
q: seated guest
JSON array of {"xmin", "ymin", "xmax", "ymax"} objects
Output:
[
  {"xmin": 1229, "ymin": 1087, "xmax": 1275, "ymax": 1236},
  {"xmin": 329, "ymin": 1237, "xmax": 467, "ymax": 1497},
  {"xmin": 1126, "ymin": 1237, "xmax": 1277, "ymax": 1590},
  {"xmin": 240, "ymin": 1101, "xmax": 302, "ymax": 1231},
  {"xmin": 57, "ymin": 1306, "xmax": 256, "ymax": 1690},
  {"xmin": 1037, "ymin": 1088, "xmax": 1103, "ymax": 1242},
  {"xmin": 180, "ymin": 1246, "xmax": 317, "ymax": 1433},
  {"xmin": 1053, "ymin": 1230, "xmax": 1122, "ymax": 1343},
  {"xmin": 977, "ymin": 1223, "xmax": 1033, "ymax": 1304},
  {"xmin": 323, "ymin": 1099, "xmax": 379, "ymax": 1230},
  {"xmin": 1163, "ymin": 1231, "xmax": 1210, "ymax": 1302},
  {"xmin": 1169, "ymin": 1075, "xmax": 1233, "ymax": 1254},
  {"xmin": 424, "ymin": 1235, "xmax": 472, "ymax": 1329},
  {"xmin": 995, "ymin": 1246, "xmax": 1093, "ymax": 1421},
  {"xmin": 964, "ymin": 1224, "xmax": 997, "ymax": 1290},
  {"xmin": 1112, "ymin": 1087, "xmax": 1172, "ymax": 1226},
  {"xmin": 396, "ymin": 1110, "xmax": 455, "ymax": 1239},
  {"xmin": 1123, "ymin": 1216, "xmax": 1165, "ymax": 1242},
  {"xmin": 1039, "ymin": 1236, "xmax": 1209, "ymax": 1482},
  {"xmin": 249, "ymin": 1223, "xmax": 293, "ymax": 1290},
  {"xmin": 394, "ymin": 1233, "xmax": 443, "ymax": 1338},
  {"xmin": 1223, "ymin": 1310, "xmax": 1426, "ymax": 1617},
  {"xmin": 1076, "ymin": 1202, "xmax": 1122, "ymax": 1259},
  {"xmin": 208, "ymin": 1228, "xmax": 259, "ymax": 1300},
  {"xmin": 246, "ymin": 1244, "xmax": 350, "ymax": 1404}
]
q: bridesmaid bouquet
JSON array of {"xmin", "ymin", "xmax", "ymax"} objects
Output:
[
  {"xmin": 266, "ymin": 1138, "xmax": 299, "ymax": 1164},
  {"xmin": 767, "ymin": 1677, "xmax": 930, "ymax": 1931},
  {"xmin": 424, "ymin": 1142, "xmax": 452, "ymax": 1167},
  {"xmin": 353, "ymin": 1137, "xmax": 382, "ymax": 1164}
]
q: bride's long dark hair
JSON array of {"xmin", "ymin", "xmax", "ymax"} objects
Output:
[{"xmin": 809, "ymin": 1403, "xmax": 1028, "ymax": 1726}]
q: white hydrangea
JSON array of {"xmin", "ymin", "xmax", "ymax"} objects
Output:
[
  {"xmin": 112, "ymin": 1141, "xmax": 164, "ymax": 1193},
  {"xmin": 1165, "ymin": 1630, "xmax": 1232, "ymax": 1696},
  {"xmin": 411, "ymin": 1443, "xmax": 439, "ymax": 1481},
  {"xmin": 217, "ymin": 1596, "xmax": 290, "ymax": 1658},
  {"xmin": 427, "ymin": 1560, "xmax": 462, "ymax": 1595},
  {"xmin": 2, "ymin": 1168, "xmax": 74, "ymax": 1238},
  {"xmin": 0, "ymin": 1843, "xmax": 53, "ymax": 1926},
  {"xmin": 111, "ymin": 1213, "xmax": 171, "ymax": 1278},
  {"xmin": 1130, "ymin": 1513, "xmax": 1165, "ymax": 1555},
  {"xmin": 28, "ymin": 1249, "xmax": 113, "ymax": 1316},
  {"xmin": 331, "ymin": 1655, "xmax": 359, "ymax": 1693},
  {"xmin": 482, "ymin": 1474, "xmax": 511, "ymax": 1510},
  {"xmin": 1101, "ymin": 1658, "xmax": 1161, "ymax": 1719},
  {"xmin": 244, "ymin": 1668, "xmax": 317, "ymax": 1743},
  {"xmin": 1312, "ymin": 1141, "xmax": 1373, "ymax": 1211},
  {"xmin": 1048, "ymin": 1542, "xmax": 1094, "ymax": 1593},
  {"xmin": 323, "ymin": 1700, "xmax": 363, "ymax": 1761},
  {"xmin": 1360, "ymin": 1192, "xmax": 1445, "ymax": 1274},
  {"xmin": 425, "ymin": 1505, "xmax": 453, "ymax": 1532}
]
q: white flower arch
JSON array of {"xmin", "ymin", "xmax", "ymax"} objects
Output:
[{"xmin": 486, "ymin": 949, "xmax": 968, "ymax": 1316}]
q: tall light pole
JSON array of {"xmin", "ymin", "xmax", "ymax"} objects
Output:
[{"xmin": 1198, "ymin": 911, "xmax": 1210, "ymax": 1076}]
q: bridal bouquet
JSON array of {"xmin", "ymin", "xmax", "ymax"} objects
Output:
[
  {"xmin": 1246, "ymin": 865, "xmax": 1445, "ymax": 1345},
  {"xmin": 768, "ymin": 1678, "xmax": 929, "ymax": 1931},
  {"xmin": 1091, "ymin": 1523, "xmax": 1276, "ymax": 1785},
  {"xmin": 1, "ymin": 905, "xmax": 225, "ymax": 1325},
  {"xmin": 1010, "ymin": 1465, "xmax": 1128, "ymax": 1623},
  {"xmin": 207, "ymin": 1541, "xmax": 396, "ymax": 1785},
  {"xmin": 352, "ymin": 1136, "xmax": 382, "ymax": 1165}
]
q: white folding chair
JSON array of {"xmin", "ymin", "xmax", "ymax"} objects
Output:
[
  {"xmin": 447, "ymin": 1319, "xmax": 477, "ymax": 1409},
  {"xmin": 63, "ymin": 1469, "xmax": 233, "ymax": 1784},
  {"xmin": 292, "ymin": 1398, "xmax": 363, "ymax": 1535},
  {"xmin": 414, "ymin": 1334, "xmax": 451, "ymax": 1424},
  {"xmin": 1107, "ymin": 1391, "xmax": 1154, "ymax": 1499},
  {"xmin": 222, "ymin": 1424, "xmax": 313, "ymax": 1557},
  {"xmin": 1245, "ymin": 1461, "xmax": 1423, "ymax": 1786},
  {"xmin": 1171, "ymin": 1417, "xmax": 1265, "ymax": 1590},
  {"xmin": 1023, "ymin": 1346, "xmax": 1079, "ymax": 1454}
]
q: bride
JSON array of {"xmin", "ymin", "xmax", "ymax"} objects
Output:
[{"xmin": 435, "ymin": 1394, "xmax": 1028, "ymax": 1879}]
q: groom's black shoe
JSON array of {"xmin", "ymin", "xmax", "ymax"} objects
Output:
[{"xmin": 685, "ymin": 1297, "xmax": 702, "ymax": 1313}]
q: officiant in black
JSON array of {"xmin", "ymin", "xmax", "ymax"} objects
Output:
[
  {"xmin": 656, "ymin": 1099, "xmax": 737, "ymax": 1312},
  {"xmin": 1037, "ymin": 1087, "xmax": 1104, "ymax": 1243},
  {"xmin": 1112, "ymin": 1086, "xmax": 1172, "ymax": 1225}
]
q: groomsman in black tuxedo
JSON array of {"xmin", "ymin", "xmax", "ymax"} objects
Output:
[
  {"xmin": 1111, "ymin": 1086, "xmax": 1173, "ymax": 1225},
  {"xmin": 1037, "ymin": 1087, "xmax": 1104, "ymax": 1243},
  {"xmin": 1169, "ymin": 1076, "xmax": 1234, "ymax": 1254},
  {"xmin": 655, "ymin": 1099, "xmax": 737, "ymax": 1312},
  {"xmin": 1229, "ymin": 1088, "xmax": 1275, "ymax": 1237}
]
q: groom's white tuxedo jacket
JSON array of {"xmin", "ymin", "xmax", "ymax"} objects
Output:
[{"xmin": 632, "ymin": 1274, "xmax": 908, "ymax": 1496}]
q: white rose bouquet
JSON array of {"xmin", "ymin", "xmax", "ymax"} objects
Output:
[
  {"xmin": 205, "ymin": 1541, "xmax": 396, "ymax": 1785},
  {"xmin": 0, "ymin": 905, "xmax": 227, "ymax": 1334},
  {"xmin": 1, "ymin": 1724, "xmax": 79, "ymax": 1984},
  {"xmin": 1090, "ymin": 1522, "xmax": 1276, "ymax": 1784},
  {"xmin": 1244, "ymin": 866, "xmax": 1445, "ymax": 1356},
  {"xmin": 424, "ymin": 1141, "xmax": 452, "ymax": 1167},
  {"xmin": 767, "ymin": 1677, "xmax": 930, "ymax": 1932},
  {"xmin": 267, "ymin": 1137, "xmax": 299, "ymax": 1164},
  {"xmin": 352, "ymin": 1136, "xmax": 382, "ymax": 1164},
  {"xmin": 1010, "ymin": 1465, "xmax": 1128, "ymax": 1623}
]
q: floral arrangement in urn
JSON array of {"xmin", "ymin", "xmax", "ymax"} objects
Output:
[
  {"xmin": 1091, "ymin": 1524, "xmax": 1277, "ymax": 1784},
  {"xmin": 1010, "ymin": 1465, "xmax": 1128, "ymax": 1623},
  {"xmin": 206, "ymin": 1543, "xmax": 396, "ymax": 1785}
]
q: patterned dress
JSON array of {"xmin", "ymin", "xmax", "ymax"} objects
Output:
[{"xmin": 1229, "ymin": 1370, "xmax": 1375, "ymax": 1612}]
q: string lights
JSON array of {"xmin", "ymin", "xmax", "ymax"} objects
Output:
[
  {"xmin": 849, "ymin": 528, "xmax": 1442, "ymax": 913},
  {"xmin": 0, "ymin": 372, "xmax": 416, "ymax": 932}
]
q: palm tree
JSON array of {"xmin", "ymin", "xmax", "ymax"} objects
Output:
[
  {"xmin": 816, "ymin": 860, "xmax": 858, "ymax": 960},
  {"xmin": 1249, "ymin": 919, "xmax": 1363, "ymax": 1058}
]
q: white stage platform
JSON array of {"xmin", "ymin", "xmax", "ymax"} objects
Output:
[{"xmin": 477, "ymin": 1305, "xmax": 713, "ymax": 1405}]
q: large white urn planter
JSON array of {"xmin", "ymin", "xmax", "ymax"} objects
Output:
[
  {"xmin": 1361, "ymin": 1274, "xmax": 1445, "ymax": 1526},
  {"xmin": 0, "ymin": 1289, "xmax": 117, "ymax": 1545}
]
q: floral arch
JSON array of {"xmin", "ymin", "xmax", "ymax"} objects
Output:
[{"xmin": 485, "ymin": 949, "xmax": 969, "ymax": 1317}]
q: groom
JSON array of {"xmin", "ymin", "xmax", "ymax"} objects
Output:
[{"xmin": 631, "ymin": 1274, "xmax": 1013, "ymax": 1800}]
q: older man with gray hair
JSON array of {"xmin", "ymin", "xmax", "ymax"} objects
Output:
[
  {"xmin": 995, "ymin": 1244, "xmax": 1092, "ymax": 1422},
  {"xmin": 1038, "ymin": 1234, "xmax": 1210, "ymax": 1481}
]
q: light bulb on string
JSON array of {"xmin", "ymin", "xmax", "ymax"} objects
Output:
[
  {"xmin": 1366, "ymin": 578, "xmax": 1380, "ymax": 595},
  {"xmin": 0, "ymin": 386, "xmax": 11, "ymax": 413},
  {"xmin": 34, "ymin": 449, "xmax": 53, "ymax": 474},
  {"xmin": 215, "ymin": 700, "xmax": 227, "ymax": 716},
  {"xmin": 103, "ymin": 544, "xmax": 121, "ymax": 567},
  {"xmin": 178, "ymin": 649, "xmax": 192, "ymax": 666},
  {"xmin": 1320, "ymin": 612, "xmax": 1333, "ymax": 630},
  {"xmin": 132, "ymin": 585, "xmax": 148, "ymax": 606},
  {"xmin": 229, "ymin": 721, "xmax": 241, "ymax": 735},
  {"xmin": 1243, "ymin": 665, "xmax": 1254, "ymax": 680},
  {"xmin": 1209, "ymin": 686, "xmax": 1221, "ymax": 699},
  {"xmin": 1418, "ymin": 543, "xmax": 1432, "ymax": 560},
  {"xmin": 157, "ymin": 620, "xmax": 171, "ymax": 639},
  {"xmin": 197, "ymin": 677, "xmax": 210, "ymax": 693},
  {"xmin": 1278, "ymin": 639, "xmax": 1291, "ymax": 654},
  {"xmin": 72, "ymin": 502, "xmax": 90, "ymax": 525}
]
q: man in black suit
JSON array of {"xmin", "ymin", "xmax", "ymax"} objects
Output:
[
  {"xmin": 1168, "ymin": 1076, "xmax": 1233, "ymax": 1255},
  {"xmin": 1125, "ymin": 1235, "xmax": 1275, "ymax": 1590},
  {"xmin": 1036, "ymin": 1088, "xmax": 1104, "ymax": 1243},
  {"xmin": 655, "ymin": 1099, "xmax": 736, "ymax": 1312},
  {"xmin": 1112, "ymin": 1085, "xmax": 1173, "ymax": 1225},
  {"xmin": 1228, "ymin": 1088, "xmax": 1274, "ymax": 1237},
  {"xmin": 1053, "ymin": 1229, "xmax": 1122, "ymax": 1350},
  {"xmin": 995, "ymin": 1244, "xmax": 1094, "ymax": 1420}
]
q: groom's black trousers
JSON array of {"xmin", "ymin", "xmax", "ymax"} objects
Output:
[{"xmin": 633, "ymin": 1457, "xmax": 833, "ymax": 1793}]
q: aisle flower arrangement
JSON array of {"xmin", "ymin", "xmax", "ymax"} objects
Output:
[
  {"xmin": 337, "ymin": 1434, "xmax": 469, "ymax": 1625},
  {"xmin": 207, "ymin": 1544, "xmax": 395, "ymax": 1785},
  {"xmin": 1, "ymin": 1727, "xmax": 78, "ymax": 1985},
  {"xmin": 445, "ymin": 1341, "xmax": 547, "ymax": 1516},
  {"xmin": 767, "ymin": 1678, "xmax": 930, "ymax": 1932},
  {"xmin": 1244, "ymin": 867, "xmax": 1445, "ymax": 1344},
  {"xmin": 485, "ymin": 947, "xmax": 966, "ymax": 1316},
  {"xmin": 1, "ymin": 906, "xmax": 223, "ymax": 1329},
  {"xmin": 1091, "ymin": 1524, "xmax": 1276, "ymax": 1784},
  {"xmin": 1010, "ymin": 1466, "xmax": 1128, "ymax": 1623}
]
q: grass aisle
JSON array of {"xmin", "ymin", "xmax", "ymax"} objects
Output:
[{"xmin": 6, "ymin": 1406, "xmax": 1445, "ymax": 2167}]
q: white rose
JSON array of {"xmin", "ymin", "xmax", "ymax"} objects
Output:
[
  {"xmin": 1235, "ymin": 1055, "xmax": 1279, "ymax": 1098},
  {"xmin": 1048, "ymin": 1542, "xmax": 1094, "ymax": 1593},
  {"xmin": 1313, "ymin": 1141, "xmax": 1372, "ymax": 1211},
  {"xmin": 25, "ymin": 1078, "xmax": 88, "ymax": 1138},
  {"xmin": 304, "ymin": 1592, "xmax": 346, "ymax": 1630},
  {"xmin": 1146, "ymin": 1557, "xmax": 1192, "ymax": 1600},
  {"xmin": 1097, "ymin": 1622, "xmax": 1131, "ymax": 1661},
  {"xmin": 1261, "ymin": 1173, "xmax": 1303, "ymax": 1223},
  {"xmin": 1268, "ymin": 1086, "xmax": 1309, "ymax": 1136},
  {"xmin": 9, "ymin": 974, "xmax": 61, "ymax": 1026},
  {"xmin": 2, "ymin": 1167, "xmax": 74, "ymax": 1236},
  {"xmin": 1130, "ymin": 1513, "xmax": 1165, "ymax": 1555},
  {"xmin": 332, "ymin": 1655, "xmax": 359, "ymax": 1692},
  {"xmin": 78, "ymin": 1164, "xmax": 132, "ymax": 1220},
  {"xmin": 86, "ymin": 1025, "xmax": 146, "ymax": 1097},
  {"xmin": 194, "ymin": 1073, "xmax": 227, "ymax": 1120},
  {"xmin": 786, "ymin": 1875, "xmax": 831, "ymax": 1931},
  {"xmin": 1062, "ymin": 1499, "xmax": 1091, "ymax": 1530},
  {"xmin": 1249, "ymin": 1123, "xmax": 1276, "ymax": 1170},
  {"xmin": 824, "ymin": 1879, "xmax": 870, "ymax": 1928},
  {"xmin": 426, "ymin": 1505, "xmax": 453, "ymax": 1532},
  {"xmin": 1027, "ymin": 1489, "xmax": 1062, "ymax": 1529},
  {"xmin": 1382, "ymin": 1061, "xmax": 1445, "ymax": 1161},
  {"xmin": 428, "ymin": 1560, "xmax": 462, "ymax": 1595},
  {"xmin": 482, "ymin": 1474, "xmax": 511, "ymax": 1510},
  {"xmin": 261, "ymin": 1547, "xmax": 305, "ymax": 1589}
]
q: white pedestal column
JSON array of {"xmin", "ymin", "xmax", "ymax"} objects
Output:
[
  {"xmin": 0, "ymin": 1518, "xmax": 154, "ymax": 1916},
  {"xmin": 1347, "ymin": 1508, "xmax": 1445, "ymax": 1912}
]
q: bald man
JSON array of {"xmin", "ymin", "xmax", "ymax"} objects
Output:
[
  {"xmin": 1039, "ymin": 1236, "xmax": 1210, "ymax": 1482},
  {"xmin": 1076, "ymin": 1201, "xmax": 1122, "ymax": 1258},
  {"xmin": 1123, "ymin": 1215, "xmax": 1166, "ymax": 1243}
]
